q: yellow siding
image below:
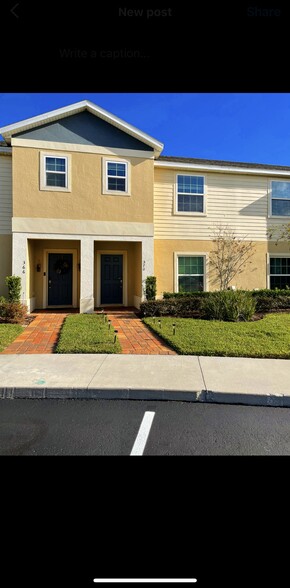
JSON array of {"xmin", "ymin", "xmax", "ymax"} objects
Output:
[
  {"xmin": 154, "ymin": 168, "xmax": 288, "ymax": 240},
  {"xmin": 0, "ymin": 155, "xmax": 12, "ymax": 234}
]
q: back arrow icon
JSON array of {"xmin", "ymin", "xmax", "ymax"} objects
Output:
[{"xmin": 10, "ymin": 3, "xmax": 20, "ymax": 18}]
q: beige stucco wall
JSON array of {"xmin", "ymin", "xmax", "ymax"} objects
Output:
[
  {"xmin": 154, "ymin": 239, "xmax": 290, "ymax": 296},
  {"xmin": 94, "ymin": 241, "xmax": 142, "ymax": 306},
  {"xmin": 13, "ymin": 147, "xmax": 154, "ymax": 223},
  {"xmin": 27, "ymin": 239, "xmax": 80, "ymax": 308},
  {"xmin": 133, "ymin": 242, "xmax": 142, "ymax": 300},
  {"xmin": 0, "ymin": 235, "xmax": 12, "ymax": 297},
  {"xmin": 268, "ymin": 241, "xmax": 290, "ymax": 254}
]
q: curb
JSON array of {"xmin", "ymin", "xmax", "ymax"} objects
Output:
[
  {"xmin": 1, "ymin": 387, "xmax": 289, "ymax": 407},
  {"xmin": 204, "ymin": 390, "xmax": 286, "ymax": 407},
  {"xmin": 0, "ymin": 387, "xmax": 201, "ymax": 402}
]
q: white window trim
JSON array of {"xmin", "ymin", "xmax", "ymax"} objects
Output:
[
  {"xmin": 102, "ymin": 158, "xmax": 131, "ymax": 196},
  {"xmin": 268, "ymin": 179, "xmax": 290, "ymax": 218},
  {"xmin": 174, "ymin": 172, "xmax": 207, "ymax": 216},
  {"xmin": 267, "ymin": 252, "xmax": 290, "ymax": 289},
  {"xmin": 40, "ymin": 151, "xmax": 71, "ymax": 192},
  {"xmin": 174, "ymin": 252, "xmax": 208, "ymax": 293}
]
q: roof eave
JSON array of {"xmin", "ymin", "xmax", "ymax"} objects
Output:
[
  {"xmin": 0, "ymin": 100, "xmax": 164, "ymax": 153},
  {"xmin": 154, "ymin": 160, "xmax": 290, "ymax": 177}
]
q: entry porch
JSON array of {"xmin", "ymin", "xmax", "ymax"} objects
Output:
[{"xmin": 12, "ymin": 233, "xmax": 154, "ymax": 312}]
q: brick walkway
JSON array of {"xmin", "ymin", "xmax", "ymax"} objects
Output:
[
  {"xmin": 1, "ymin": 313, "xmax": 67, "ymax": 354},
  {"xmin": 104, "ymin": 309, "xmax": 176, "ymax": 355},
  {"xmin": 1, "ymin": 308, "xmax": 176, "ymax": 355}
]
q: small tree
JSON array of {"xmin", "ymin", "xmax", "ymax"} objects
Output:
[
  {"xmin": 5, "ymin": 275, "xmax": 22, "ymax": 302},
  {"xmin": 145, "ymin": 276, "xmax": 157, "ymax": 300},
  {"xmin": 268, "ymin": 223, "xmax": 290, "ymax": 244},
  {"xmin": 210, "ymin": 225, "xmax": 256, "ymax": 290}
]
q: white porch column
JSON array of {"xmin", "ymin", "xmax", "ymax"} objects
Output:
[
  {"xmin": 12, "ymin": 233, "xmax": 28, "ymax": 306},
  {"xmin": 80, "ymin": 236, "xmax": 94, "ymax": 313},
  {"xmin": 141, "ymin": 236, "xmax": 154, "ymax": 302}
]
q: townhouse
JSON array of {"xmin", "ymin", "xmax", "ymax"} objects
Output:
[{"xmin": 0, "ymin": 100, "xmax": 289, "ymax": 312}]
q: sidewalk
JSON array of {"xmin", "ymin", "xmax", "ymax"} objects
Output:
[{"xmin": 1, "ymin": 354, "xmax": 290, "ymax": 407}]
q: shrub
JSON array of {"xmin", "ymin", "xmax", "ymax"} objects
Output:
[
  {"xmin": 250, "ymin": 289, "xmax": 290, "ymax": 312},
  {"xmin": 0, "ymin": 299, "xmax": 5, "ymax": 318},
  {"xmin": 0, "ymin": 301, "xmax": 27, "ymax": 324},
  {"xmin": 251, "ymin": 288, "xmax": 290, "ymax": 298},
  {"xmin": 163, "ymin": 291, "xmax": 208, "ymax": 299},
  {"xmin": 142, "ymin": 289, "xmax": 290, "ymax": 319},
  {"xmin": 255, "ymin": 295, "xmax": 290, "ymax": 312},
  {"xmin": 140, "ymin": 296, "xmax": 204, "ymax": 318},
  {"xmin": 145, "ymin": 276, "xmax": 157, "ymax": 300},
  {"xmin": 201, "ymin": 290, "xmax": 256, "ymax": 322},
  {"xmin": 5, "ymin": 275, "xmax": 22, "ymax": 303}
]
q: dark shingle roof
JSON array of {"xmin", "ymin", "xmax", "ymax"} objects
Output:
[{"xmin": 158, "ymin": 155, "xmax": 290, "ymax": 171}]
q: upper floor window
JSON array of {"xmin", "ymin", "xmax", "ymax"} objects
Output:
[
  {"xmin": 271, "ymin": 181, "xmax": 290, "ymax": 216},
  {"xmin": 40, "ymin": 152, "xmax": 71, "ymax": 192},
  {"xmin": 102, "ymin": 158, "xmax": 130, "ymax": 195},
  {"xmin": 177, "ymin": 174, "xmax": 205, "ymax": 213},
  {"xmin": 107, "ymin": 162, "xmax": 127, "ymax": 192},
  {"xmin": 45, "ymin": 156, "xmax": 67, "ymax": 188}
]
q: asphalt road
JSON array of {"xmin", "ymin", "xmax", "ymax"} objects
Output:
[{"xmin": 1, "ymin": 398, "xmax": 290, "ymax": 455}]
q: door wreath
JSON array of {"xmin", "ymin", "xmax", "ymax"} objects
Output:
[{"xmin": 54, "ymin": 258, "xmax": 70, "ymax": 275}]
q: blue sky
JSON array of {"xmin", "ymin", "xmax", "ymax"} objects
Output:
[{"xmin": 1, "ymin": 93, "xmax": 290, "ymax": 165}]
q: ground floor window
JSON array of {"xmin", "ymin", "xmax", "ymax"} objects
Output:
[
  {"xmin": 270, "ymin": 257, "xmax": 290, "ymax": 289},
  {"xmin": 177, "ymin": 255, "xmax": 204, "ymax": 292}
]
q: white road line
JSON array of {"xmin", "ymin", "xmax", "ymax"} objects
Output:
[
  {"xmin": 93, "ymin": 580, "xmax": 197, "ymax": 584},
  {"xmin": 130, "ymin": 411, "xmax": 155, "ymax": 456}
]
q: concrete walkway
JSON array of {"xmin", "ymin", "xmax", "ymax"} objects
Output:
[{"xmin": 1, "ymin": 354, "xmax": 290, "ymax": 407}]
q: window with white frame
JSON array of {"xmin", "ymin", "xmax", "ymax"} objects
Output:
[
  {"xmin": 106, "ymin": 161, "xmax": 128, "ymax": 192},
  {"xmin": 45, "ymin": 156, "xmax": 67, "ymax": 188},
  {"xmin": 177, "ymin": 174, "xmax": 205, "ymax": 213},
  {"xmin": 270, "ymin": 257, "xmax": 290, "ymax": 289},
  {"xmin": 177, "ymin": 256, "xmax": 205, "ymax": 292},
  {"xmin": 271, "ymin": 181, "xmax": 290, "ymax": 216}
]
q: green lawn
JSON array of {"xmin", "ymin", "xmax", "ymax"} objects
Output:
[
  {"xmin": 0, "ymin": 324, "xmax": 24, "ymax": 352},
  {"xmin": 55, "ymin": 314, "xmax": 122, "ymax": 353},
  {"xmin": 144, "ymin": 314, "xmax": 290, "ymax": 358}
]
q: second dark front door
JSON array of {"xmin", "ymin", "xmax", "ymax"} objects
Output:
[
  {"xmin": 101, "ymin": 255, "xmax": 123, "ymax": 304},
  {"xmin": 48, "ymin": 253, "xmax": 73, "ymax": 306}
]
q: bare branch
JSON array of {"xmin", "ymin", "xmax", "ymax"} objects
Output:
[
  {"xmin": 267, "ymin": 223, "xmax": 290, "ymax": 246},
  {"xmin": 209, "ymin": 224, "xmax": 256, "ymax": 290}
]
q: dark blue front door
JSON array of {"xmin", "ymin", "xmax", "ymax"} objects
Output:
[
  {"xmin": 48, "ymin": 253, "xmax": 73, "ymax": 306},
  {"xmin": 101, "ymin": 255, "xmax": 123, "ymax": 304}
]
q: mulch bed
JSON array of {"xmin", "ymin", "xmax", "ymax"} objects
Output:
[
  {"xmin": 0, "ymin": 315, "xmax": 36, "ymax": 327},
  {"xmin": 23, "ymin": 315, "xmax": 36, "ymax": 326}
]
